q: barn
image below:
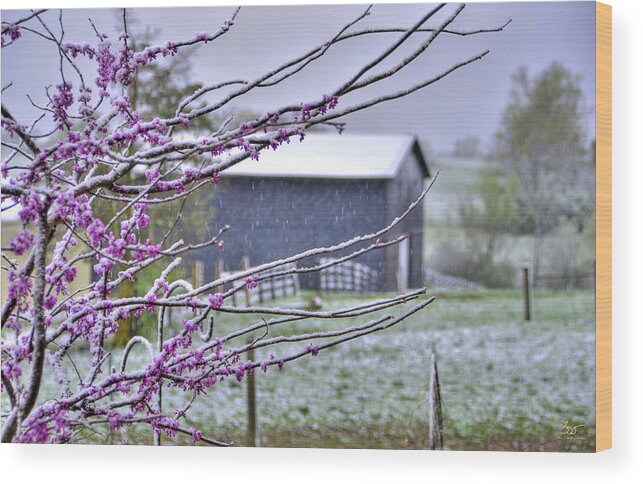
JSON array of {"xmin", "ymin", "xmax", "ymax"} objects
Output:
[{"xmin": 195, "ymin": 133, "xmax": 431, "ymax": 292}]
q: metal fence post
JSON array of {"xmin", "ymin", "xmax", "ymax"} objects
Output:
[{"xmin": 522, "ymin": 263, "xmax": 533, "ymax": 321}]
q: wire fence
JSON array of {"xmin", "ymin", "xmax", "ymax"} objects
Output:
[
  {"xmin": 193, "ymin": 258, "xmax": 300, "ymax": 307},
  {"xmin": 318, "ymin": 258, "xmax": 379, "ymax": 293},
  {"xmin": 534, "ymin": 272, "xmax": 595, "ymax": 290},
  {"xmin": 424, "ymin": 268, "xmax": 483, "ymax": 291}
]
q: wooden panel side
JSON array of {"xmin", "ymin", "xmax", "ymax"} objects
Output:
[{"xmin": 595, "ymin": 1, "xmax": 612, "ymax": 453}]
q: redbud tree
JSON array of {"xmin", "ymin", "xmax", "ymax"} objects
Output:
[{"xmin": 1, "ymin": 5, "xmax": 507, "ymax": 444}]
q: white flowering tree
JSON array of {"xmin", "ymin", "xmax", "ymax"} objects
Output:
[{"xmin": 1, "ymin": 4, "xmax": 507, "ymax": 444}]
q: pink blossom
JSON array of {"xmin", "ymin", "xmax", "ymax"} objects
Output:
[
  {"xmin": 2, "ymin": 25, "xmax": 21, "ymax": 45},
  {"xmin": 8, "ymin": 230, "xmax": 35, "ymax": 256},
  {"xmin": 52, "ymin": 82, "xmax": 74, "ymax": 129},
  {"xmin": 306, "ymin": 344, "xmax": 321, "ymax": 357},
  {"xmin": 18, "ymin": 194, "xmax": 45, "ymax": 224},
  {"xmin": 244, "ymin": 274, "xmax": 259, "ymax": 290},
  {"xmin": 208, "ymin": 293, "xmax": 224, "ymax": 310}
]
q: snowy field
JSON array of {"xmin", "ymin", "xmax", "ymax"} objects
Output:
[{"xmin": 17, "ymin": 289, "xmax": 595, "ymax": 451}]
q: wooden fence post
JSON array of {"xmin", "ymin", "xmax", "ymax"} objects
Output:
[
  {"xmin": 241, "ymin": 256, "xmax": 259, "ymax": 447},
  {"xmin": 428, "ymin": 351, "xmax": 444, "ymax": 450},
  {"xmin": 246, "ymin": 336, "xmax": 258, "ymax": 448},
  {"xmin": 269, "ymin": 272, "xmax": 276, "ymax": 301},
  {"xmin": 522, "ymin": 263, "xmax": 532, "ymax": 322},
  {"xmin": 215, "ymin": 258, "xmax": 223, "ymax": 288},
  {"xmin": 192, "ymin": 260, "xmax": 204, "ymax": 288}
]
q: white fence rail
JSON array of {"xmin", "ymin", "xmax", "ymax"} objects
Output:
[
  {"xmin": 318, "ymin": 258, "xmax": 379, "ymax": 293},
  {"xmin": 222, "ymin": 262, "xmax": 300, "ymax": 306}
]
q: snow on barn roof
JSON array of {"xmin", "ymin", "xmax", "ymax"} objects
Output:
[
  {"xmin": 224, "ymin": 133, "xmax": 430, "ymax": 179},
  {"xmin": 0, "ymin": 134, "xmax": 429, "ymax": 222}
]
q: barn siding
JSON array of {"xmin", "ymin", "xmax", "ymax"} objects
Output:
[
  {"xmin": 191, "ymin": 147, "xmax": 427, "ymax": 292},
  {"xmin": 385, "ymin": 150, "xmax": 426, "ymax": 290},
  {"xmin": 196, "ymin": 177, "xmax": 390, "ymax": 289}
]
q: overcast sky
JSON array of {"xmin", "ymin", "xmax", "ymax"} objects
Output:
[{"xmin": 1, "ymin": 2, "xmax": 596, "ymax": 152}]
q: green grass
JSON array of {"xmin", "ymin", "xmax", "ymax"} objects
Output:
[{"xmin": 29, "ymin": 289, "xmax": 595, "ymax": 452}]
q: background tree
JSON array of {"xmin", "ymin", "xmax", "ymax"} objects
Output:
[
  {"xmin": 430, "ymin": 172, "xmax": 519, "ymax": 287},
  {"xmin": 492, "ymin": 62, "xmax": 590, "ymax": 278},
  {"xmin": 451, "ymin": 135, "xmax": 482, "ymax": 159},
  {"xmin": 458, "ymin": 173, "xmax": 519, "ymax": 286},
  {"xmin": 96, "ymin": 16, "xmax": 226, "ymax": 344}
]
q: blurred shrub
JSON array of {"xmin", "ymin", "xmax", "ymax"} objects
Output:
[{"xmin": 430, "ymin": 240, "xmax": 516, "ymax": 288}]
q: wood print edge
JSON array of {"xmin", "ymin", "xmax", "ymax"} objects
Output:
[{"xmin": 595, "ymin": 0, "xmax": 612, "ymax": 453}]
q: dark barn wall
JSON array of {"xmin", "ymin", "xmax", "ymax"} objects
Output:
[
  {"xmin": 198, "ymin": 177, "xmax": 391, "ymax": 289},
  {"xmin": 385, "ymin": 150, "xmax": 426, "ymax": 290}
]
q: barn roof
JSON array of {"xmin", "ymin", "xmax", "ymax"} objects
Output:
[{"xmin": 224, "ymin": 133, "xmax": 430, "ymax": 180}]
